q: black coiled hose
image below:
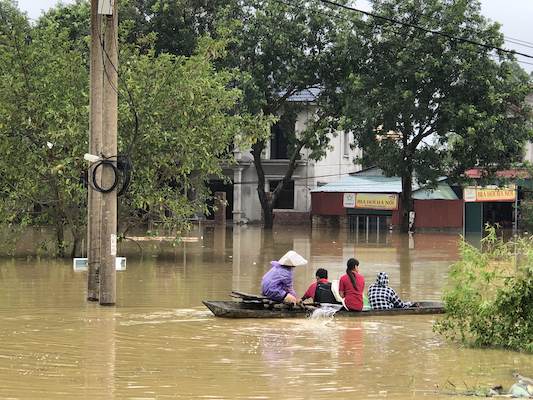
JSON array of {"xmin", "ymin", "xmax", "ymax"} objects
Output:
[{"xmin": 91, "ymin": 155, "xmax": 132, "ymax": 196}]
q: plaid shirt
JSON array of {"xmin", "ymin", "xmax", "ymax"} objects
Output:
[{"xmin": 368, "ymin": 272, "xmax": 410, "ymax": 310}]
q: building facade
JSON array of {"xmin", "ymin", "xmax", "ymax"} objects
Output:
[{"xmin": 211, "ymin": 89, "xmax": 361, "ymax": 224}]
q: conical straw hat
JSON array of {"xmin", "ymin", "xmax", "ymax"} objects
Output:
[{"xmin": 278, "ymin": 250, "xmax": 307, "ymax": 267}]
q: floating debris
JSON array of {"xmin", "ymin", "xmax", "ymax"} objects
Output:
[{"xmin": 439, "ymin": 373, "xmax": 533, "ymax": 398}]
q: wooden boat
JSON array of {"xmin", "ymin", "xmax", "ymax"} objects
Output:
[{"xmin": 203, "ymin": 291, "xmax": 445, "ymax": 319}]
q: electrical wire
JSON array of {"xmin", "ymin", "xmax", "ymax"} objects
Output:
[
  {"xmin": 313, "ymin": 0, "xmax": 533, "ymax": 60},
  {"xmin": 505, "ymin": 35, "xmax": 533, "ymax": 47},
  {"xmin": 505, "ymin": 39, "xmax": 533, "ymax": 51},
  {"xmin": 91, "ymin": 159, "xmax": 118, "ymax": 193},
  {"xmin": 89, "ymin": 154, "xmax": 132, "ymax": 195},
  {"xmin": 270, "ymin": 0, "xmax": 533, "ymax": 69},
  {"xmin": 230, "ymin": 170, "xmax": 360, "ymax": 185}
]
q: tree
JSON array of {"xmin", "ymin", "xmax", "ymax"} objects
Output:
[
  {"xmin": 219, "ymin": 0, "xmax": 354, "ymax": 228},
  {"xmin": 0, "ymin": 1, "xmax": 269, "ymax": 256},
  {"xmin": 0, "ymin": 0, "xmax": 89, "ymax": 256},
  {"xmin": 115, "ymin": 36, "xmax": 270, "ymax": 235},
  {"xmin": 333, "ymin": 0, "xmax": 532, "ymax": 232},
  {"xmin": 40, "ymin": 0, "xmax": 356, "ymax": 229},
  {"xmin": 120, "ymin": 0, "xmax": 230, "ymax": 56}
]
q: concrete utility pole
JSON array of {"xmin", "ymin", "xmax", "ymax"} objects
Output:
[
  {"xmin": 87, "ymin": 0, "xmax": 103, "ymax": 302},
  {"xmin": 88, "ymin": 0, "xmax": 118, "ymax": 306},
  {"xmin": 99, "ymin": 0, "xmax": 118, "ymax": 306}
]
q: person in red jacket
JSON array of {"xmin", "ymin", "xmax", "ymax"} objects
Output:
[
  {"xmin": 301, "ymin": 268, "xmax": 328, "ymax": 302},
  {"xmin": 301, "ymin": 268, "xmax": 339, "ymax": 304},
  {"xmin": 339, "ymin": 258, "xmax": 365, "ymax": 311}
]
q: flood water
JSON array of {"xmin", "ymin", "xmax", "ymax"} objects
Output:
[{"xmin": 0, "ymin": 226, "xmax": 531, "ymax": 399}]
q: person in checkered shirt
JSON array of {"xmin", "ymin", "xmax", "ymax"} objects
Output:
[{"xmin": 368, "ymin": 272, "xmax": 412, "ymax": 310}]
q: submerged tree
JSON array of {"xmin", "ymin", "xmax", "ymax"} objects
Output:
[
  {"xmin": 334, "ymin": 0, "xmax": 532, "ymax": 232},
  {"xmin": 0, "ymin": 1, "xmax": 268, "ymax": 256},
  {"xmin": 38, "ymin": 0, "xmax": 359, "ymax": 228},
  {"xmin": 219, "ymin": 0, "xmax": 355, "ymax": 228},
  {"xmin": 0, "ymin": 1, "xmax": 89, "ymax": 256}
]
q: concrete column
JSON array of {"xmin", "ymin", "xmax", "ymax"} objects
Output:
[
  {"xmin": 340, "ymin": 215, "xmax": 349, "ymax": 229},
  {"xmin": 233, "ymin": 168, "xmax": 243, "ymax": 224},
  {"xmin": 214, "ymin": 192, "xmax": 227, "ymax": 225},
  {"xmin": 232, "ymin": 225, "xmax": 242, "ymax": 290},
  {"xmin": 213, "ymin": 226, "xmax": 226, "ymax": 258}
]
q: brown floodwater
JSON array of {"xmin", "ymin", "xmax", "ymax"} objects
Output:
[{"xmin": 0, "ymin": 226, "xmax": 531, "ymax": 399}]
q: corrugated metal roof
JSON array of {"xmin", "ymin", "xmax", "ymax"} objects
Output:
[
  {"xmin": 413, "ymin": 183, "xmax": 458, "ymax": 200},
  {"xmin": 312, "ymin": 175, "xmax": 458, "ymax": 200},
  {"xmin": 286, "ymin": 87, "xmax": 320, "ymax": 102},
  {"xmin": 312, "ymin": 175, "xmax": 403, "ymax": 193}
]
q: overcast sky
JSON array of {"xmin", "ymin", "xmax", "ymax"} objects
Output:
[{"xmin": 16, "ymin": 0, "xmax": 533, "ymax": 72}]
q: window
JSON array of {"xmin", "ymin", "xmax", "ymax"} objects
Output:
[
  {"xmin": 270, "ymin": 123, "xmax": 289, "ymax": 159},
  {"xmin": 270, "ymin": 111, "xmax": 296, "ymax": 159},
  {"xmin": 269, "ymin": 180, "xmax": 294, "ymax": 209},
  {"xmin": 343, "ymin": 132, "xmax": 350, "ymax": 157}
]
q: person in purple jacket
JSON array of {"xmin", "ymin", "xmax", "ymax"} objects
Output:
[{"xmin": 261, "ymin": 250, "xmax": 308, "ymax": 304}]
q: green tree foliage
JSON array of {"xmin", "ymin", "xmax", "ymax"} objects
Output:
[
  {"xmin": 120, "ymin": 0, "xmax": 229, "ymax": 56},
  {"xmin": 434, "ymin": 227, "xmax": 533, "ymax": 353},
  {"xmin": 117, "ymin": 37, "xmax": 270, "ymax": 234},
  {"xmin": 0, "ymin": 1, "xmax": 89, "ymax": 256},
  {"xmin": 37, "ymin": 0, "xmax": 225, "ymax": 57},
  {"xmin": 0, "ymin": 0, "xmax": 269, "ymax": 256},
  {"xmin": 332, "ymin": 0, "xmax": 532, "ymax": 232},
  {"xmin": 219, "ymin": 0, "xmax": 353, "ymax": 227},
  {"xmin": 37, "ymin": 0, "xmax": 356, "ymax": 228}
]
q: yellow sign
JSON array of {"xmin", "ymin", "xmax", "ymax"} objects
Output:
[
  {"xmin": 355, "ymin": 193, "xmax": 398, "ymax": 210},
  {"xmin": 463, "ymin": 186, "xmax": 516, "ymax": 203}
]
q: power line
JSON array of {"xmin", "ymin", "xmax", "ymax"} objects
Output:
[
  {"xmin": 489, "ymin": 53, "xmax": 533, "ymax": 67},
  {"xmin": 505, "ymin": 35, "xmax": 533, "ymax": 47},
  {"xmin": 314, "ymin": 0, "xmax": 533, "ymax": 60},
  {"xmin": 505, "ymin": 38, "xmax": 533, "ymax": 51},
  {"xmin": 271, "ymin": 0, "xmax": 533, "ymax": 70},
  {"xmin": 230, "ymin": 170, "xmax": 359, "ymax": 185}
]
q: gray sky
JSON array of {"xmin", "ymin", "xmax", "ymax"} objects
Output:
[{"xmin": 17, "ymin": 0, "xmax": 533, "ymax": 72}]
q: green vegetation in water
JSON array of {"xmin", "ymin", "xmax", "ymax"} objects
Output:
[{"xmin": 434, "ymin": 226, "xmax": 533, "ymax": 353}]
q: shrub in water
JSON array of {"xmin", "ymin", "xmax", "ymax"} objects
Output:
[{"xmin": 434, "ymin": 226, "xmax": 533, "ymax": 353}]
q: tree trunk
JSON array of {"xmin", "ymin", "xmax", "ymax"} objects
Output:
[
  {"xmin": 400, "ymin": 166, "xmax": 414, "ymax": 233},
  {"xmin": 56, "ymin": 219, "xmax": 65, "ymax": 258},
  {"xmin": 70, "ymin": 229, "xmax": 83, "ymax": 259},
  {"xmin": 252, "ymin": 141, "xmax": 274, "ymax": 229},
  {"xmin": 71, "ymin": 236, "xmax": 80, "ymax": 259},
  {"xmin": 252, "ymin": 138, "xmax": 305, "ymax": 230},
  {"xmin": 263, "ymin": 203, "xmax": 274, "ymax": 229}
]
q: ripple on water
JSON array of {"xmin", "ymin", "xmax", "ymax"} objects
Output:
[{"xmin": 1, "ymin": 228, "xmax": 533, "ymax": 399}]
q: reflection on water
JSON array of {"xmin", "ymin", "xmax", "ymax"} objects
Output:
[{"xmin": 1, "ymin": 226, "xmax": 531, "ymax": 399}]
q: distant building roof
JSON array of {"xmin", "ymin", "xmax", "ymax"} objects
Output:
[
  {"xmin": 311, "ymin": 174, "xmax": 458, "ymax": 200},
  {"xmin": 312, "ymin": 175, "xmax": 403, "ymax": 193},
  {"xmin": 464, "ymin": 168, "xmax": 529, "ymax": 179},
  {"xmin": 351, "ymin": 166, "xmax": 384, "ymax": 176},
  {"xmin": 285, "ymin": 87, "xmax": 321, "ymax": 102},
  {"xmin": 412, "ymin": 183, "xmax": 459, "ymax": 200}
]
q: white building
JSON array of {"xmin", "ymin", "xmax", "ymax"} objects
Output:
[
  {"xmin": 211, "ymin": 89, "xmax": 361, "ymax": 224},
  {"xmin": 522, "ymin": 93, "xmax": 533, "ymax": 162}
]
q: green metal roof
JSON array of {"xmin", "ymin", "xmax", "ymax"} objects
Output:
[
  {"xmin": 412, "ymin": 183, "xmax": 458, "ymax": 200},
  {"xmin": 312, "ymin": 175, "xmax": 458, "ymax": 200}
]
